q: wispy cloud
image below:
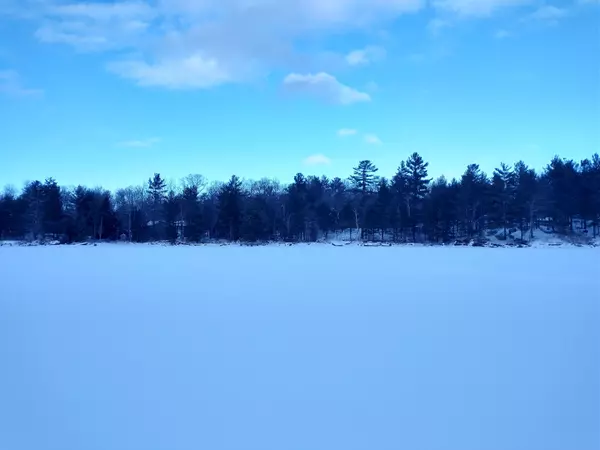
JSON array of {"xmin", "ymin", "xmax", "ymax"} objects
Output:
[
  {"xmin": 117, "ymin": 137, "xmax": 160, "ymax": 148},
  {"xmin": 528, "ymin": 5, "xmax": 568, "ymax": 22},
  {"xmin": 283, "ymin": 72, "xmax": 371, "ymax": 105},
  {"xmin": 48, "ymin": 2, "xmax": 155, "ymax": 21},
  {"xmin": 108, "ymin": 55, "xmax": 231, "ymax": 89},
  {"xmin": 338, "ymin": 128, "xmax": 358, "ymax": 137},
  {"xmin": 433, "ymin": 0, "xmax": 536, "ymax": 17},
  {"xmin": 345, "ymin": 46, "xmax": 386, "ymax": 66},
  {"xmin": 7, "ymin": 0, "xmax": 583, "ymax": 93},
  {"xmin": 0, "ymin": 70, "xmax": 43, "ymax": 97},
  {"xmin": 364, "ymin": 134, "xmax": 382, "ymax": 145},
  {"xmin": 303, "ymin": 154, "xmax": 331, "ymax": 166},
  {"xmin": 12, "ymin": 0, "xmax": 425, "ymax": 90},
  {"xmin": 33, "ymin": 1, "xmax": 155, "ymax": 52}
]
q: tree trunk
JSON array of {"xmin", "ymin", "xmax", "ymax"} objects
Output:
[{"xmin": 529, "ymin": 203, "xmax": 535, "ymax": 240}]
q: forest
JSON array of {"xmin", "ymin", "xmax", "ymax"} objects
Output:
[{"xmin": 1, "ymin": 153, "xmax": 599, "ymax": 244}]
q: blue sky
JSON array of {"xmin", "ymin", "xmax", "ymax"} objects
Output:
[{"xmin": 0, "ymin": 0, "xmax": 598, "ymax": 191}]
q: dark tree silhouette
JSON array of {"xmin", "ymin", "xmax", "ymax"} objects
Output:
[{"xmin": 2, "ymin": 153, "xmax": 599, "ymax": 244}]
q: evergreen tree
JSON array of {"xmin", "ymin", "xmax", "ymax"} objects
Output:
[
  {"xmin": 491, "ymin": 163, "xmax": 516, "ymax": 239},
  {"xmin": 181, "ymin": 185, "xmax": 203, "ymax": 242},
  {"xmin": 164, "ymin": 190, "xmax": 180, "ymax": 243},
  {"xmin": 579, "ymin": 154, "xmax": 600, "ymax": 236},
  {"xmin": 247, "ymin": 178, "xmax": 282, "ymax": 240},
  {"xmin": 73, "ymin": 185, "xmax": 93, "ymax": 240},
  {"xmin": 544, "ymin": 157, "xmax": 580, "ymax": 232},
  {"xmin": 349, "ymin": 160, "xmax": 379, "ymax": 194},
  {"xmin": 285, "ymin": 173, "xmax": 308, "ymax": 241},
  {"xmin": 391, "ymin": 162, "xmax": 409, "ymax": 241},
  {"xmin": 402, "ymin": 153, "xmax": 431, "ymax": 241},
  {"xmin": 425, "ymin": 176, "xmax": 458, "ymax": 242},
  {"xmin": 329, "ymin": 177, "xmax": 347, "ymax": 234},
  {"xmin": 459, "ymin": 164, "xmax": 489, "ymax": 238},
  {"xmin": 513, "ymin": 161, "xmax": 538, "ymax": 240},
  {"xmin": 148, "ymin": 173, "xmax": 167, "ymax": 239},
  {"xmin": 148, "ymin": 173, "xmax": 167, "ymax": 204},
  {"xmin": 3, "ymin": 152, "xmax": 597, "ymax": 245},
  {"xmin": 217, "ymin": 175, "xmax": 244, "ymax": 241},
  {"xmin": 241, "ymin": 196, "xmax": 271, "ymax": 242},
  {"xmin": 348, "ymin": 161, "xmax": 379, "ymax": 239},
  {"xmin": 370, "ymin": 178, "xmax": 393, "ymax": 241},
  {"xmin": 0, "ymin": 188, "xmax": 25, "ymax": 239},
  {"xmin": 22, "ymin": 181, "xmax": 44, "ymax": 239},
  {"xmin": 41, "ymin": 178, "xmax": 63, "ymax": 238}
]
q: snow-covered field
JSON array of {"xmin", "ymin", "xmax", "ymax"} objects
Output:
[{"xmin": 1, "ymin": 244, "xmax": 598, "ymax": 450}]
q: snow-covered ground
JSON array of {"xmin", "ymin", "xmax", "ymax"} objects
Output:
[{"xmin": 1, "ymin": 244, "xmax": 598, "ymax": 450}]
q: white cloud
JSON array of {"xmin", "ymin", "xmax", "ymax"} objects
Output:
[
  {"xmin": 364, "ymin": 133, "xmax": 382, "ymax": 145},
  {"xmin": 35, "ymin": 26, "xmax": 110, "ymax": 50},
  {"xmin": 12, "ymin": 0, "xmax": 425, "ymax": 89},
  {"xmin": 338, "ymin": 128, "xmax": 358, "ymax": 136},
  {"xmin": 433, "ymin": 0, "xmax": 535, "ymax": 17},
  {"xmin": 283, "ymin": 72, "xmax": 371, "ymax": 105},
  {"xmin": 108, "ymin": 55, "xmax": 231, "ymax": 89},
  {"xmin": 303, "ymin": 154, "xmax": 331, "ymax": 166},
  {"xmin": 48, "ymin": 1, "xmax": 155, "ymax": 21},
  {"xmin": 0, "ymin": 70, "xmax": 43, "ymax": 97},
  {"xmin": 117, "ymin": 137, "xmax": 160, "ymax": 148},
  {"xmin": 345, "ymin": 46, "xmax": 386, "ymax": 66},
  {"xmin": 529, "ymin": 5, "xmax": 568, "ymax": 22},
  {"xmin": 33, "ymin": 1, "xmax": 155, "ymax": 52}
]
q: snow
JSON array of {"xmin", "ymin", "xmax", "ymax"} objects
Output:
[{"xmin": 0, "ymin": 244, "xmax": 598, "ymax": 450}]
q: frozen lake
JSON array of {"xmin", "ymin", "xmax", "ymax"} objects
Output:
[{"xmin": 1, "ymin": 244, "xmax": 598, "ymax": 450}]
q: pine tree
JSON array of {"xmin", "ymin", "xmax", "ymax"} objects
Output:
[
  {"xmin": 348, "ymin": 161, "xmax": 379, "ymax": 239},
  {"xmin": 349, "ymin": 160, "xmax": 379, "ymax": 194},
  {"xmin": 41, "ymin": 178, "xmax": 63, "ymax": 238},
  {"xmin": 544, "ymin": 157, "xmax": 579, "ymax": 232},
  {"xmin": 391, "ymin": 162, "xmax": 409, "ymax": 241},
  {"xmin": 402, "ymin": 153, "xmax": 431, "ymax": 241},
  {"xmin": 5, "ymin": 152, "xmax": 597, "ymax": 245},
  {"xmin": 0, "ymin": 187, "xmax": 24, "ymax": 239},
  {"xmin": 329, "ymin": 177, "xmax": 347, "ymax": 234},
  {"xmin": 241, "ymin": 196, "xmax": 271, "ymax": 242},
  {"xmin": 73, "ymin": 185, "xmax": 92, "ymax": 240},
  {"xmin": 22, "ymin": 180, "xmax": 44, "ymax": 239},
  {"xmin": 285, "ymin": 173, "xmax": 308, "ymax": 241},
  {"xmin": 513, "ymin": 161, "xmax": 538, "ymax": 240},
  {"xmin": 181, "ymin": 185, "xmax": 203, "ymax": 242},
  {"xmin": 425, "ymin": 176, "xmax": 458, "ymax": 242},
  {"xmin": 148, "ymin": 173, "xmax": 167, "ymax": 239},
  {"xmin": 579, "ymin": 154, "xmax": 600, "ymax": 236},
  {"xmin": 217, "ymin": 175, "xmax": 244, "ymax": 241},
  {"xmin": 164, "ymin": 190, "xmax": 180, "ymax": 243},
  {"xmin": 371, "ymin": 178, "xmax": 393, "ymax": 241},
  {"xmin": 459, "ymin": 164, "xmax": 489, "ymax": 238},
  {"xmin": 247, "ymin": 178, "xmax": 282, "ymax": 240},
  {"xmin": 491, "ymin": 163, "xmax": 516, "ymax": 239}
]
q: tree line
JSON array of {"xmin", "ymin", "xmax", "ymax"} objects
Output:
[{"xmin": 1, "ymin": 153, "xmax": 599, "ymax": 244}]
